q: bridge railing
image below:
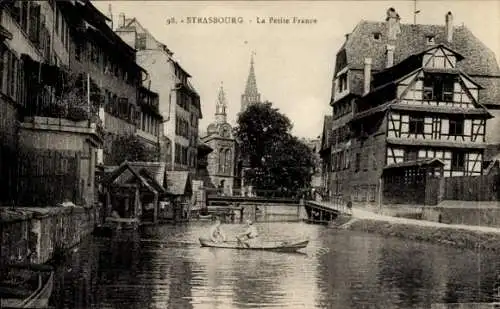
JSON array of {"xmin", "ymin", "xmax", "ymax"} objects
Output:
[
  {"xmin": 203, "ymin": 187, "xmax": 309, "ymax": 200},
  {"xmin": 306, "ymin": 194, "xmax": 352, "ymax": 215}
]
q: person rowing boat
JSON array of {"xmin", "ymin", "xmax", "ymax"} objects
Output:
[
  {"xmin": 236, "ymin": 220, "xmax": 259, "ymax": 247},
  {"xmin": 209, "ymin": 218, "xmax": 226, "ymax": 243}
]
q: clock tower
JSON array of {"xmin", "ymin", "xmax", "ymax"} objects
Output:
[{"xmin": 201, "ymin": 82, "xmax": 237, "ymax": 195}]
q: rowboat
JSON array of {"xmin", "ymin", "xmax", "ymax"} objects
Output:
[
  {"xmin": 199, "ymin": 237, "xmax": 309, "ymax": 252},
  {"xmin": 198, "ymin": 214, "xmax": 213, "ymax": 220},
  {"xmin": 0, "ymin": 264, "xmax": 54, "ymax": 308}
]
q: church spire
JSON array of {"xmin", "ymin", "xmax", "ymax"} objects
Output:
[
  {"xmin": 215, "ymin": 81, "xmax": 227, "ymax": 124},
  {"xmin": 241, "ymin": 51, "xmax": 261, "ymax": 112}
]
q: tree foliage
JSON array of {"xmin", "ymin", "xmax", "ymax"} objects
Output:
[
  {"xmin": 234, "ymin": 102, "xmax": 315, "ymax": 193},
  {"xmin": 106, "ymin": 133, "xmax": 159, "ymax": 165}
]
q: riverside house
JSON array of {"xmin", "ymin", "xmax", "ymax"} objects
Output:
[
  {"xmin": 58, "ymin": 1, "xmax": 163, "ymax": 166},
  {"xmin": 325, "ymin": 8, "xmax": 500, "ymax": 206},
  {"xmin": 114, "ymin": 14, "xmax": 202, "ymax": 174},
  {"xmin": 0, "ymin": 1, "xmax": 103, "ymax": 207}
]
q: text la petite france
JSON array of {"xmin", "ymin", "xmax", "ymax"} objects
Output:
[{"xmin": 257, "ymin": 16, "xmax": 317, "ymax": 24}]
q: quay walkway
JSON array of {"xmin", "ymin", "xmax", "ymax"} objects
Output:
[{"xmin": 312, "ymin": 200, "xmax": 500, "ymax": 234}]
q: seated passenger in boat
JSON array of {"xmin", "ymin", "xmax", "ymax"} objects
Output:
[
  {"xmin": 237, "ymin": 220, "xmax": 259, "ymax": 247},
  {"xmin": 209, "ymin": 218, "xmax": 226, "ymax": 243}
]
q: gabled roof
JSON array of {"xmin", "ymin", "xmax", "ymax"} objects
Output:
[
  {"xmin": 339, "ymin": 19, "xmax": 500, "ymax": 102},
  {"xmin": 104, "ymin": 161, "xmax": 166, "ymax": 194},
  {"xmin": 342, "ymin": 21, "xmax": 499, "ymax": 75},
  {"xmin": 165, "ymin": 171, "xmax": 192, "ymax": 195},
  {"xmin": 126, "ymin": 162, "xmax": 166, "ymax": 187}
]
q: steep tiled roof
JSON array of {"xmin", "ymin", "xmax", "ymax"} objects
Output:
[
  {"xmin": 165, "ymin": 171, "xmax": 192, "ymax": 195},
  {"xmin": 344, "ymin": 21, "xmax": 499, "ymax": 75},
  {"xmin": 341, "ymin": 18, "xmax": 500, "ymax": 105},
  {"xmin": 126, "ymin": 161, "xmax": 166, "ymax": 187},
  {"xmin": 474, "ymin": 76, "xmax": 500, "ymax": 106}
]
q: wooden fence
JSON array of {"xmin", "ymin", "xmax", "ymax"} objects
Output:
[
  {"xmin": 443, "ymin": 175, "xmax": 499, "ymax": 201},
  {"xmin": 14, "ymin": 149, "xmax": 83, "ymax": 206}
]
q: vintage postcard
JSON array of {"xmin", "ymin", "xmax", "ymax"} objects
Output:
[{"xmin": 0, "ymin": 0, "xmax": 499, "ymax": 308}]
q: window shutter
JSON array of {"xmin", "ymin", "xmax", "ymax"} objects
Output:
[{"xmin": 29, "ymin": 3, "xmax": 41, "ymax": 45}]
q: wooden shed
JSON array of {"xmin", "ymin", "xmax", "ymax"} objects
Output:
[
  {"xmin": 103, "ymin": 161, "xmax": 167, "ymax": 225},
  {"xmin": 382, "ymin": 158, "xmax": 444, "ymax": 205},
  {"xmin": 161, "ymin": 171, "xmax": 193, "ymax": 222}
]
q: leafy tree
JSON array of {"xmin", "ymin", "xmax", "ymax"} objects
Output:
[
  {"xmin": 234, "ymin": 102, "xmax": 315, "ymax": 195},
  {"xmin": 105, "ymin": 133, "xmax": 159, "ymax": 165}
]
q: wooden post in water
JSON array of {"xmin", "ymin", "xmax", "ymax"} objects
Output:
[{"xmin": 298, "ymin": 199, "xmax": 303, "ymax": 220}]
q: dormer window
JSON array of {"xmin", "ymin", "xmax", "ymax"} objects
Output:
[
  {"xmin": 337, "ymin": 73, "xmax": 348, "ymax": 93},
  {"xmin": 426, "ymin": 35, "xmax": 435, "ymax": 45},
  {"xmin": 373, "ymin": 32, "xmax": 381, "ymax": 40}
]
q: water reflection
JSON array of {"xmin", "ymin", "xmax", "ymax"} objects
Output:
[{"xmin": 51, "ymin": 222, "xmax": 500, "ymax": 309}]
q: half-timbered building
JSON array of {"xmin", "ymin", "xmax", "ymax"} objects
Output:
[{"xmin": 328, "ymin": 8, "xmax": 500, "ymax": 205}]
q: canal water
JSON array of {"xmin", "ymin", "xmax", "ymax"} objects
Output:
[{"xmin": 51, "ymin": 221, "xmax": 500, "ymax": 309}]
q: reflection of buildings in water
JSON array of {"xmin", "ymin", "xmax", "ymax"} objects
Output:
[
  {"xmin": 315, "ymin": 233, "xmax": 385, "ymax": 308},
  {"xmin": 165, "ymin": 255, "xmax": 194, "ymax": 309},
  {"xmin": 94, "ymin": 238, "xmax": 153, "ymax": 308},
  {"xmin": 376, "ymin": 243, "xmax": 436, "ymax": 307},
  {"xmin": 188, "ymin": 247, "xmax": 235, "ymax": 309},
  {"xmin": 229, "ymin": 251, "xmax": 293, "ymax": 306},
  {"xmin": 439, "ymin": 249, "xmax": 498, "ymax": 303},
  {"xmin": 51, "ymin": 238, "xmax": 100, "ymax": 309}
]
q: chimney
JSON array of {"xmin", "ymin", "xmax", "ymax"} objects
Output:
[
  {"xmin": 364, "ymin": 58, "xmax": 372, "ymax": 95},
  {"xmin": 119, "ymin": 13, "xmax": 126, "ymax": 28},
  {"xmin": 345, "ymin": 33, "xmax": 350, "ymax": 42},
  {"xmin": 386, "ymin": 7, "xmax": 401, "ymax": 41},
  {"xmin": 106, "ymin": 4, "xmax": 113, "ymax": 30},
  {"xmin": 386, "ymin": 44, "xmax": 395, "ymax": 68},
  {"xmin": 445, "ymin": 11, "xmax": 453, "ymax": 42}
]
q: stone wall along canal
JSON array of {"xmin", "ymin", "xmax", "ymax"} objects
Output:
[{"xmin": 51, "ymin": 221, "xmax": 500, "ymax": 309}]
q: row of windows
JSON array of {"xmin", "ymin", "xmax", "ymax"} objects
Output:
[
  {"xmin": 190, "ymin": 112, "xmax": 198, "ymax": 128},
  {"xmin": 331, "ymin": 149, "xmax": 350, "ymax": 172},
  {"xmin": 333, "ymin": 99, "xmax": 352, "ymax": 119},
  {"xmin": 422, "ymin": 74, "xmax": 455, "ymax": 102},
  {"xmin": 218, "ymin": 148, "xmax": 233, "ymax": 174},
  {"xmin": 336, "ymin": 73, "xmax": 348, "ymax": 94},
  {"xmin": 0, "ymin": 47, "xmax": 21, "ymax": 103},
  {"xmin": 408, "ymin": 116, "xmax": 464, "ymax": 136},
  {"xmin": 174, "ymin": 143, "xmax": 188, "ymax": 166},
  {"xmin": 174, "ymin": 144, "xmax": 196, "ymax": 167},
  {"xmin": 103, "ymin": 91, "xmax": 138, "ymax": 124},
  {"xmin": 403, "ymin": 149, "xmax": 466, "ymax": 172},
  {"xmin": 52, "ymin": 2, "xmax": 70, "ymax": 52},
  {"xmin": 139, "ymin": 112, "xmax": 160, "ymax": 137},
  {"xmin": 174, "ymin": 66, "xmax": 188, "ymax": 85},
  {"xmin": 177, "ymin": 91, "xmax": 194, "ymax": 111},
  {"xmin": 331, "ymin": 126, "xmax": 350, "ymax": 145},
  {"xmin": 352, "ymin": 185, "xmax": 377, "ymax": 203},
  {"xmin": 75, "ymin": 40, "xmax": 138, "ymax": 87},
  {"xmin": 9, "ymin": 2, "xmax": 55, "ymax": 60},
  {"xmin": 354, "ymin": 151, "xmax": 378, "ymax": 173},
  {"xmin": 175, "ymin": 115, "xmax": 189, "ymax": 138}
]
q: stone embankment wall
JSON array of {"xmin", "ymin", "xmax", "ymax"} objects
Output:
[
  {"xmin": 0, "ymin": 206, "xmax": 97, "ymax": 265},
  {"xmin": 337, "ymin": 217, "xmax": 500, "ymax": 252},
  {"xmin": 422, "ymin": 206, "xmax": 500, "ymax": 228}
]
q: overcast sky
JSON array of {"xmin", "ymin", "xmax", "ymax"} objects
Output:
[{"xmin": 93, "ymin": 1, "xmax": 499, "ymax": 139}]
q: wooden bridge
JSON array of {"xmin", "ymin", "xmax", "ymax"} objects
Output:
[
  {"xmin": 201, "ymin": 188, "xmax": 351, "ymax": 224},
  {"xmin": 304, "ymin": 197, "xmax": 352, "ymax": 224}
]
